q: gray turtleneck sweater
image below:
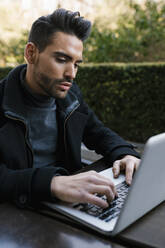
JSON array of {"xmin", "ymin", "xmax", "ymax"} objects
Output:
[{"xmin": 20, "ymin": 68, "xmax": 58, "ymax": 168}]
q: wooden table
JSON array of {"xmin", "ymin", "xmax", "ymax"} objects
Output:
[
  {"xmin": 0, "ymin": 201, "xmax": 165, "ymax": 248},
  {"xmin": 0, "ymin": 203, "xmax": 126, "ymax": 248}
]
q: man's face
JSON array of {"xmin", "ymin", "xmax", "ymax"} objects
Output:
[{"xmin": 28, "ymin": 32, "xmax": 83, "ymax": 99}]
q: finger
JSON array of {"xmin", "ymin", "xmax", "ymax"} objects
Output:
[
  {"xmin": 90, "ymin": 185, "xmax": 116, "ymax": 203},
  {"xmin": 135, "ymin": 159, "xmax": 140, "ymax": 171},
  {"xmin": 112, "ymin": 160, "xmax": 121, "ymax": 178},
  {"xmin": 124, "ymin": 161, "xmax": 134, "ymax": 185},
  {"xmin": 86, "ymin": 173, "xmax": 118, "ymax": 197},
  {"xmin": 85, "ymin": 193, "xmax": 109, "ymax": 208}
]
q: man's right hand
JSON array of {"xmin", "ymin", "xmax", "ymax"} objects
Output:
[{"xmin": 51, "ymin": 170, "xmax": 117, "ymax": 208}]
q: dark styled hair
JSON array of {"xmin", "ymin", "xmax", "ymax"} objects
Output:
[{"xmin": 28, "ymin": 8, "xmax": 91, "ymax": 52}]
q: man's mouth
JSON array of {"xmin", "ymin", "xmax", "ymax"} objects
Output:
[{"xmin": 57, "ymin": 82, "xmax": 72, "ymax": 91}]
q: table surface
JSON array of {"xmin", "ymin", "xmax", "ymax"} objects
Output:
[
  {"xmin": 1, "ymin": 201, "xmax": 165, "ymax": 248},
  {"xmin": 0, "ymin": 160, "xmax": 165, "ymax": 248},
  {"xmin": 0, "ymin": 203, "xmax": 126, "ymax": 248}
]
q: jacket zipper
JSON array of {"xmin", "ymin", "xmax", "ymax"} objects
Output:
[
  {"xmin": 64, "ymin": 104, "xmax": 80, "ymax": 154},
  {"xmin": 5, "ymin": 114, "xmax": 34, "ymax": 167},
  {"xmin": 5, "ymin": 103, "xmax": 80, "ymax": 166}
]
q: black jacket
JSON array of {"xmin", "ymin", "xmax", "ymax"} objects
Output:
[{"xmin": 0, "ymin": 64, "xmax": 139, "ymax": 207}]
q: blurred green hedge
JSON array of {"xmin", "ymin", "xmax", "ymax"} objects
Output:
[
  {"xmin": 0, "ymin": 63, "xmax": 165, "ymax": 143},
  {"xmin": 76, "ymin": 63, "xmax": 165, "ymax": 143},
  {"xmin": 0, "ymin": 67, "xmax": 12, "ymax": 79}
]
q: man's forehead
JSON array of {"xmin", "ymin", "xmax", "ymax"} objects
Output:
[{"xmin": 48, "ymin": 32, "xmax": 83, "ymax": 60}]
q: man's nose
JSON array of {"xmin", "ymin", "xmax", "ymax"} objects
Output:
[{"xmin": 64, "ymin": 64, "xmax": 76, "ymax": 80}]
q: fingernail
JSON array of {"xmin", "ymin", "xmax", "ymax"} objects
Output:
[
  {"xmin": 104, "ymin": 202, "xmax": 109, "ymax": 208},
  {"xmin": 127, "ymin": 179, "xmax": 131, "ymax": 185}
]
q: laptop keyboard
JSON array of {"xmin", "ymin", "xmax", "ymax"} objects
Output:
[{"xmin": 73, "ymin": 181, "xmax": 129, "ymax": 222}]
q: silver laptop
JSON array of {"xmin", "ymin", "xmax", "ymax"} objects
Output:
[{"xmin": 43, "ymin": 133, "xmax": 165, "ymax": 236}]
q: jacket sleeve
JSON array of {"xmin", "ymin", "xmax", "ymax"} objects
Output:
[
  {"xmin": 74, "ymin": 84, "xmax": 140, "ymax": 164},
  {"xmin": 0, "ymin": 162, "xmax": 68, "ymax": 208}
]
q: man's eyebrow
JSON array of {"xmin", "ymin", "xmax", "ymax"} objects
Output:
[{"xmin": 53, "ymin": 51, "xmax": 83, "ymax": 63}]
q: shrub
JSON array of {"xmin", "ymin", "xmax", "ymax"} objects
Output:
[
  {"xmin": 84, "ymin": 0, "xmax": 165, "ymax": 63},
  {"xmin": 77, "ymin": 62, "xmax": 165, "ymax": 142},
  {"xmin": 0, "ymin": 67, "xmax": 12, "ymax": 80}
]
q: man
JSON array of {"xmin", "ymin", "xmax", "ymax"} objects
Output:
[{"xmin": 0, "ymin": 9, "xmax": 140, "ymax": 209}]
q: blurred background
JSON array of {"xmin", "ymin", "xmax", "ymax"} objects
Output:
[{"xmin": 0, "ymin": 0, "xmax": 165, "ymax": 66}]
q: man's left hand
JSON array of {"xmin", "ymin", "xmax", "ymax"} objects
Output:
[{"xmin": 112, "ymin": 155, "xmax": 140, "ymax": 185}]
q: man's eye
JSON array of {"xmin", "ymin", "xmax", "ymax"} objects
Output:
[
  {"xmin": 74, "ymin": 64, "xmax": 79, "ymax": 68},
  {"xmin": 56, "ymin": 58, "xmax": 66, "ymax": 63}
]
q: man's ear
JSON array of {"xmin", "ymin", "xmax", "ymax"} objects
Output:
[{"xmin": 24, "ymin": 42, "xmax": 39, "ymax": 64}]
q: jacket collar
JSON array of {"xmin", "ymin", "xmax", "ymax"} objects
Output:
[
  {"xmin": 2, "ymin": 64, "xmax": 28, "ymax": 122},
  {"xmin": 56, "ymin": 91, "xmax": 80, "ymax": 120},
  {"xmin": 2, "ymin": 64, "xmax": 80, "ymax": 121}
]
